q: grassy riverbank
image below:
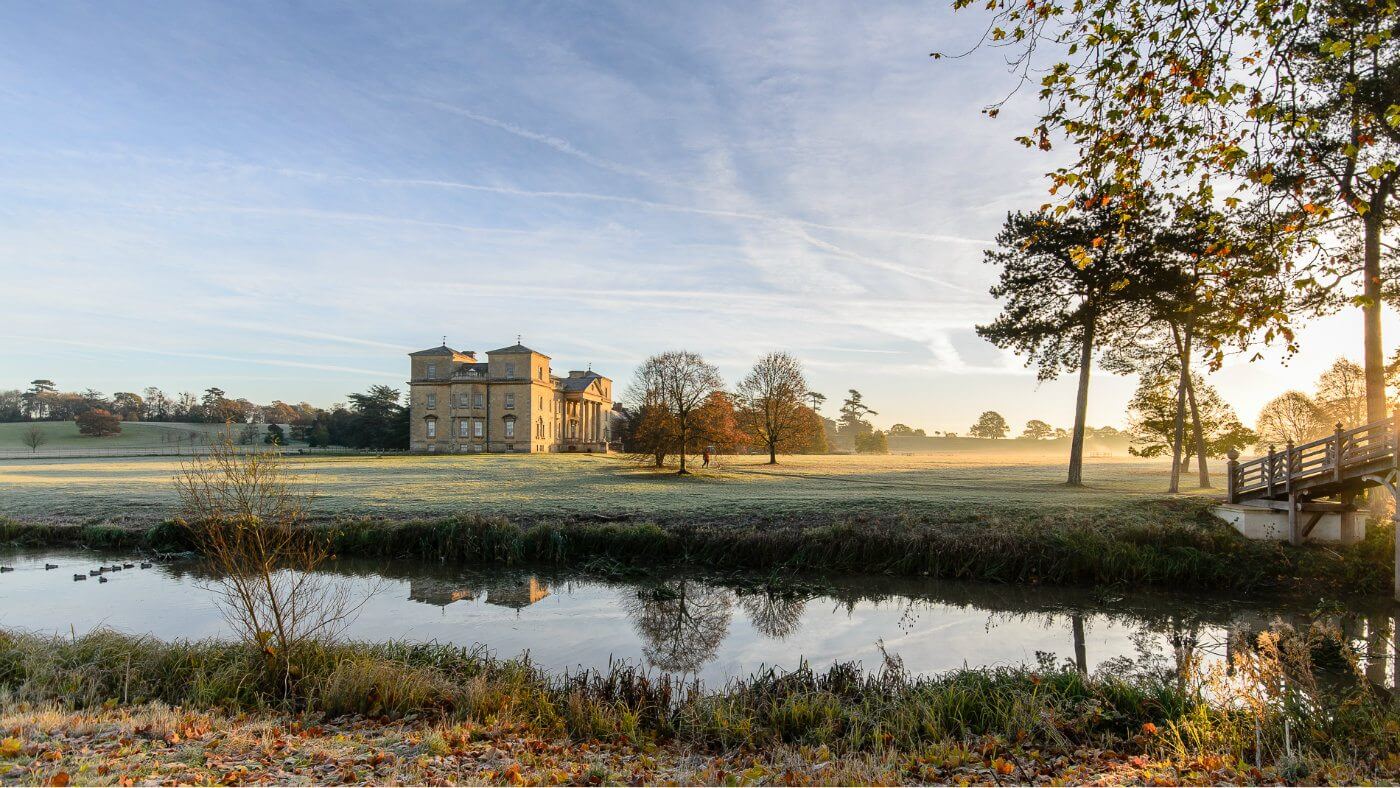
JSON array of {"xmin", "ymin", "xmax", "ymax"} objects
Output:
[
  {"xmin": 0, "ymin": 629, "xmax": 1394, "ymax": 785},
  {"xmin": 1, "ymin": 499, "xmax": 1392, "ymax": 594},
  {"xmin": 1, "ymin": 452, "xmax": 1391, "ymax": 594}
]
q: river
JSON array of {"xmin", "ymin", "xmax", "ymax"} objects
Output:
[{"xmin": 1, "ymin": 548, "xmax": 1394, "ymax": 687}]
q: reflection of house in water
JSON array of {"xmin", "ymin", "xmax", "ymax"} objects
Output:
[
  {"xmin": 408, "ymin": 578, "xmax": 479, "ymax": 607},
  {"xmin": 405, "ymin": 576, "xmax": 551, "ymax": 610},
  {"xmin": 486, "ymin": 577, "xmax": 550, "ymax": 609}
]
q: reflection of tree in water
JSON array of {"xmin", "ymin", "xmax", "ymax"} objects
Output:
[
  {"xmin": 624, "ymin": 580, "xmax": 733, "ymax": 673},
  {"xmin": 739, "ymin": 592, "xmax": 807, "ymax": 640}
]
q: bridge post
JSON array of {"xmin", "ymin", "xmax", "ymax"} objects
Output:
[
  {"xmin": 1333, "ymin": 422, "xmax": 1345, "ymax": 483},
  {"xmin": 1288, "ymin": 491, "xmax": 1301, "ymax": 547},
  {"xmin": 1266, "ymin": 445, "xmax": 1276, "ymax": 498},
  {"xmin": 1339, "ymin": 491, "xmax": 1361, "ymax": 545},
  {"xmin": 1226, "ymin": 449, "xmax": 1239, "ymax": 504}
]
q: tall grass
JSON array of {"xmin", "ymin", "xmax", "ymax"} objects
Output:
[
  {"xmin": 321, "ymin": 501, "xmax": 1393, "ymax": 592},
  {"xmin": 0, "ymin": 626, "xmax": 1394, "ymax": 775},
  {"xmin": 1, "ymin": 503, "xmax": 1392, "ymax": 592}
]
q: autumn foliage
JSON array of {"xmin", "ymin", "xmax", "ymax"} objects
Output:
[{"xmin": 74, "ymin": 408, "xmax": 121, "ymax": 437}]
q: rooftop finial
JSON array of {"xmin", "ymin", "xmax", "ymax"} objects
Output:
[
  {"xmin": 516, "ymin": 333, "xmax": 522, "ymax": 344},
  {"xmin": 442, "ymin": 335, "xmax": 447, "ymax": 346}
]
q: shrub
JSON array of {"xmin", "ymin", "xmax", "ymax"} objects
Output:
[{"xmin": 75, "ymin": 409, "xmax": 121, "ymax": 437}]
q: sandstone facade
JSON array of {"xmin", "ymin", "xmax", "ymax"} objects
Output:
[{"xmin": 408, "ymin": 342, "xmax": 612, "ymax": 453}]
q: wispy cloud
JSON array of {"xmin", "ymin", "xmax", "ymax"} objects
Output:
[
  {"xmin": 0, "ymin": 0, "xmax": 1219, "ymax": 432},
  {"xmin": 2, "ymin": 336, "xmax": 401, "ymax": 378},
  {"xmin": 409, "ymin": 98, "xmax": 662, "ymax": 182},
  {"xmin": 371, "ymin": 174, "xmax": 992, "ymax": 246}
]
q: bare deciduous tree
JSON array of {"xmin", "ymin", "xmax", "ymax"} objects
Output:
[
  {"xmin": 623, "ymin": 358, "xmax": 677, "ymax": 467},
  {"xmin": 629, "ymin": 351, "xmax": 723, "ymax": 475},
  {"xmin": 1314, "ymin": 357, "xmax": 1367, "ymax": 429},
  {"xmin": 21, "ymin": 427, "xmax": 47, "ymax": 453},
  {"xmin": 174, "ymin": 437, "xmax": 372, "ymax": 695},
  {"xmin": 1255, "ymin": 391, "xmax": 1328, "ymax": 450},
  {"xmin": 736, "ymin": 352, "xmax": 810, "ymax": 464}
]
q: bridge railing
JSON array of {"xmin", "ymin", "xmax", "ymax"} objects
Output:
[{"xmin": 1228, "ymin": 413, "xmax": 1399, "ymax": 502}]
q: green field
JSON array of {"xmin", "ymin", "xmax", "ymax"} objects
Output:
[
  {"xmin": 0, "ymin": 421, "xmax": 292, "ymax": 453},
  {"xmin": 0, "ymin": 450, "xmax": 1196, "ymax": 525}
]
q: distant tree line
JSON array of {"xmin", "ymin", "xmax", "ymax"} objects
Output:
[
  {"xmin": 0, "ymin": 380, "xmax": 409, "ymax": 451},
  {"xmin": 888, "ymin": 415, "xmax": 1125, "ymax": 443}
]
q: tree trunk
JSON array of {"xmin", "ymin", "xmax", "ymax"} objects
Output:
[
  {"xmin": 1168, "ymin": 323, "xmax": 1188, "ymax": 494},
  {"xmin": 769, "ymin": 440, "xmax": 777, "ymax": 464},
  {"xmin": 1363, "ymin": 212, "xmax": 1386, "ymax": 424},
  {"xmin": 1185, "ymin": 372, "xmax": 1211, "ymax": 488},
  {"xmin": 1067, "ymin": 318, "xmax": 1094, "ymax": 486},
  {"xmin": 1181, "ymin": 319, "xmax": 1211, "ymax": 488},
  {"xmin": 677, "ymin": 420, "xmax": 688, "ymax": 474},
  {"xmin": 1363, "ymin": 212, "xmax": 1387, "ymax": 518}
]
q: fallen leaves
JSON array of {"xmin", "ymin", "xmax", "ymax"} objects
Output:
[{"xmin": 0, "ymin": 701, "xmax": 1390, "ymax": 786}]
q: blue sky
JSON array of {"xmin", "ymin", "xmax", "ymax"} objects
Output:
[{"xmin": 0, "ymin": 1, "xmax": 1377, "ymax": 432}]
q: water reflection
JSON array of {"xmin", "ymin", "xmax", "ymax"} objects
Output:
[
  {"xmin": 738, "ymin": 593, "xmax": 807, "ymax": 640},
  {"xmin": 0, "ymin": 548, "xmax": 1395, "ymax": 687},
  {"xmin": 624, "ymin": 580, "xmax": 734, "ymax": 673},
  {"xmin": 1071, "ymin": 614, "xmax": 1087, "ymax": 674}
]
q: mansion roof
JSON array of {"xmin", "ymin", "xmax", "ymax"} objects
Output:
[
  {"xmin": 559, "ymin": 372, "xmax": 604, "ymax": 392},
  {"xmin": 486, "ymin": 343, "xmax": 547, "ymax": 357},
  {"xmin": 409, "ymin": 344, "xmax": 458, "ymax": 356}
]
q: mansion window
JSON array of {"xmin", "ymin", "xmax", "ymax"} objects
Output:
[
  {"xmin": 505, "ymin": 363, "xmax": 516, "ymax": 378},
  {"xmin": 426, "ymin": 393, "xmax": 436, "ymax": 408},
  {"xmin": 473, "ymin": 393, "xmax": 484, "ymax": 408},
  {"xmin": 426, "ymin": 363, "xmax": 437, "ymax": 379},
  {"xmin": 504, "ymin": 419, "xmax": 515, "ymax": 438},
  {"xmin": 426, "ymin": 419, "xmax": 437, "ymax": 438},
  {"xmin": 536, "ymin": 418, "xmax": 544, "ymax": 438},
  {"xmin": 474, "ymin": 420, "xmax": 484, "ymax": 438},
  {"xmin": 458, "ymin": 393, "xmax": 469, "ymax": 407},
  {"xmin": 504, "ymin": 393, "xmax": 515, "ymax": 409},
  {"xmin": 458, "ymin": 420, "xmax": 469, "ymax": 437}
]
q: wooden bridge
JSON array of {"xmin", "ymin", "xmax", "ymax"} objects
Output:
[{"xmin": 1227, "ymin": 413, "xmax": 1400, "ymax": 547}]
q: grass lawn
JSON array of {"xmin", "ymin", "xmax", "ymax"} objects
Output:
[
  {"xmin": 0, "ymin": 450, "xmax": 1200, "ymax": 525},
  {"xmin": 0, "ymin": 421, "xmax": 293, "ymax": 453}
]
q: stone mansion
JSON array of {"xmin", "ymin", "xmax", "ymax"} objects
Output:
[{"xmin": 408, "ymin": 341, "xmax": 613, "ymax": 453}]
